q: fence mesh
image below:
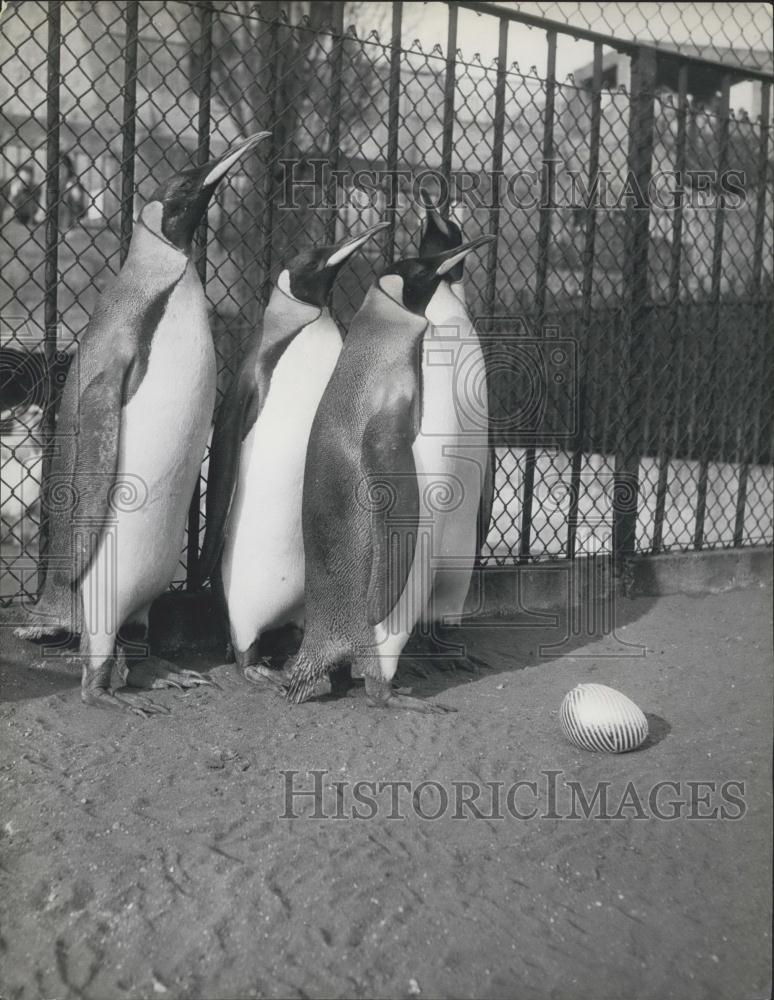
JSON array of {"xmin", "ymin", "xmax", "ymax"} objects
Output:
[
  {"xmin": 1, "ymin": 0, "xmax": 772, "ymax": 605},
  {"xmin": 501, "ymin": 1, "xmax": 773, "ymax": 74}
]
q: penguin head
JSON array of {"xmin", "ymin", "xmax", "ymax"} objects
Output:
[
  {"xmin": 380, "ymin": 235, "xmax": 496, "ymax": 316},
  {"xmin": 418, "ymin": 196, "xmax": 465, "ymax": 282},
  {"xmin": 277, "ymin": 222, "xmax": 389, "ymax": 307},
  {"xmin": 141, "ymin": 130, "xmax": 271, "ymax": 253}
]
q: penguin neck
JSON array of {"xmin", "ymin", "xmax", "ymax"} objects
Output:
[
  {"xmin": 129, "ymin": 218, "xmax": 191, "ymax": 279},
  {"xmin": 258, "ymin": 286, "xmax": 325, "ymax": 362},
  {"xmin": 356, "ymin": 284, "xmax": 428, "ymax": 356},
  {"xmin": 449, "ymin": 278, "xmax": 467, "ymax": 308}
]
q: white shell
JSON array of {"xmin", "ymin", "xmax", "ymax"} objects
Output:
[{"xmin": 560, "ymin": 683, "xmax": 648, "ymax": 753}]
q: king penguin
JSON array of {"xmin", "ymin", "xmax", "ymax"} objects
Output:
[
  {"xmin": 286, "ymin": 233, "xmax": 496, "ymax": 712},
  {"xmin": 14, "ymin": 131, "xmax": 271, "ymax": 715},
  {"xmin": 417, "ymin": 198, "xmax": 495, "ymax": 608},
  {"xmin": 197, "ymin": 221, "xmax": 388, "ymax": 684}
]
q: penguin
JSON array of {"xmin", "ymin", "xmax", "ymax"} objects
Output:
[
  {"xmin": 417, "ymin": 198, "xmax": 496, "ymax": 598},
  {"xmin": 196, "ymin": 221, "xmax": 388, "ymax": 684},
  {"xmin": 14, "ymin": 131, "xmax": 271, "ymax": 715},
  {"xmin": 286, "ymin": 233, "xmax": 496, "ymax": 712}
]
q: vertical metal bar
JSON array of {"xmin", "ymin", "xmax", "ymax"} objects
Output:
[
  {"xmin": 38, "ymin": 0, "xmax": 62, "ymax": 592},
  {"xmin": 681, "ymin": 103, "xmax": 701, "ymax": 464},
  {"xmin": 383, "ymin": 1, "xmax": 403, "ymax": 267},
  {"xmin": 192, "ymin": 0, "xmax": 213, "ymax": 284},
  {"xmin": 520, "ymin": 28, "xmax": 555, "ymax": 561},
  {"xmin": 480, "ymin": 18, "xmax": 506, "ymax": 562},
  {"xmin": 186, "ymin": 0, "xmax": 213, "ymax": 591},
  {"xmin": 693, "ymin": 74, "xmax": 731, "ymax": 550},
  {"xmin": 533, "ymin": 30, "xmax": 557, "ymax": 323},
  {"xmin": 734, "ymin": 80, "xmax": 771, "ymax": 546},
  {"xmin": 614, "ymin": 45, "xmax": 657, "ymax": 562},
  {"xmin": 119, "ymin": 0, "xmax": 139, "ymax": 264},
  {"xmin": 750, "ymin": 82, "xmax": 771, "ymax": 294},
  {"xmin": 260, "ymin": 12, "xmax": 282, "ymax": 308},
  {"xmin": 440, "ymin": 4, "xmax": 458, "ymax": 213},
  {"xmin": 652, "ymin": 65, "xmax": 688, "ymax": 554},
  {"xmin": 324, "ymin": 3, "xmax": 345, "ymax": 245},
  {"xmin": 483, "ymin": 18, "xmax": 508, "ymax": 320},
  {"xmin": 567, "ymin": 41, "xmax": 602, "ymax": 560}
]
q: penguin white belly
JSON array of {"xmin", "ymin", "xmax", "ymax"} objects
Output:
[
  {"xmin": 418, "ymin": 285, "xmax": 487, "ymax": 619},
  {"xmin": 81, "ymin": 267, "xmax": 216, "ymax": 626},
  {"xmin": 222, "ymin": 314, "xmax": 342, "ymax": 651},
  {"xmin": 373, "ymin": 286, "xmax": 486, "ymax": 676}
]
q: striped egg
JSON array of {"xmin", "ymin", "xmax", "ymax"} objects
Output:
[{"xmin": 560, "ymin": 683, "xmax": 648, "ymax": 753}]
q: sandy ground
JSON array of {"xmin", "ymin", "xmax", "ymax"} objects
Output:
[{"xmin": 1, "ymin": 585, "xmax": 771, "ymax": 1000}]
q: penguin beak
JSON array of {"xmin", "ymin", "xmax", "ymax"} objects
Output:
[
  {"xmin": 428, "ymin": 208, "xmax": 452, "ymax": 238},
  {"xmin": 432, "ymin": 234, "xmax": 497, "ymax": 277},
  {"xmin": 323, "ymin": 221, "xmax": 390, "ymax": 268},
  {"xmin": 201, "ymin": 130, "xmax": 272, "ymax": 188},
  {"xmin": 419, "ymin": 188, "xmax": 453, "ymax": 237},
  {"xmin": 423, "ymin": 201, "xmax": 452, "ymax": 240}
]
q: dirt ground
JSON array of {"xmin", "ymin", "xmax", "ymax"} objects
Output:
[{"xmin": 1, "ymin": 584, "xmax": 771, "ymax": 1000}]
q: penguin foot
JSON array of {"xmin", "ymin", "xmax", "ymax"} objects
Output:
[
  {"xmin": 243, "ymin": 659, "xmax": 291, "ymax": 690},
  {"xmin": 81, "ymin": 687, "xmax": 170, "ymax": 717},
  {"xmin": 246, "ymin": 663, "xmax": 333, "ymax": 700},
  {"xmin": 364, "ymin": 675, "xmax": 456, "ymax": 714},
  {"xmin": 124, "ymin": 657, "xmax": 217, "ymax": 692},
  {"xmin": 286, "ymin": 669, "xmax": 327, "ymax": 705}
]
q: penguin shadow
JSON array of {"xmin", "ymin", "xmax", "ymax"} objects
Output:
[
  {"xmin": 0, "ymin": 625, "xmax": 81, "ymax": 703},
  {"xmin": 392, "ymin": 592, "xmax": 661, "ymax": 701},
  {"xmin": 224, "ymin": 593, "xmax": 661, "ymax": 707}
]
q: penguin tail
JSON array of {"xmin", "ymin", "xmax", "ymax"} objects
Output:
[
  {"xmin": 4, "ymin": 590, "xmax": 78, "ymax": 641},
  {"xmin": 286, "ymin": 652, "xmax": 330, "ymax": 705},
  {"xmin": 13, "ymin": 618, "xmax": 75, "ymax": 642}
]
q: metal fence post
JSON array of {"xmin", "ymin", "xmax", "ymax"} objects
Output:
[
  {"xmin": 734, "ymin": 80, "xmax": 771, "ymax": 546},
  {"xmin": 38, "ymin": 0, "xmax": 62, "ymax": 593},
  {"xmin": 693, "ymin": 75, "xmax": 731, "ymax": 550},
  {"xmin": 193, "ymin": 0, "xmax": 213, "ymax": 282},
  {"xmin": 119, "ymin": 1, "xmax": 139, "ymax": 265},
  {"xmin": 520, "ymin": 28, "xmax": 556, "ymax": 561},
  {"xmin": 652, "ymin": 66, "xmax": 688, "ymax": 553},
  {"xmin": 614, "ymin": 45, "xmax": 656, "ymax": 563},
  {"xmin": 440, "ymin": 4, "xmax": 458, "ymax": 213},
  {"xmin": 383, "ymin": 1, "xmax": 403, "ymax": 268},
  {"xmin": 324, "ymin": 3, "xmax": 345, "ymax": 245},
  {"xmin": 185, "ymin": 0, "xmax": 214, "ymax": 591},
  {"xmin": 484, "ymin": 18, "xmax": 508, "ymax": 323},
  {"xmin": 260, "ymin": 7, "xmax": 282, "ymax": 311},
  {"xmin": 567, "ymin": 41, "xmax": 603, "ymax": 559}
]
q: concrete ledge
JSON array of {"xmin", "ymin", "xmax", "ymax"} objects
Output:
[
  {"xmin": 464, "ymin": 554, "xmax": 618, "ymax": 618},
  {"xmin": 139, "ymin": 547, "xmax": 773, "ymax": 647},
  {"xmin": 623, "ymin": 545, "xmax": 773, "ymax": 598}
]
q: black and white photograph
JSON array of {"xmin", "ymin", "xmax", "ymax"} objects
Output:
[{"xmin": 0, "ymin": 1, "xmax": 772, "ymax": 997}]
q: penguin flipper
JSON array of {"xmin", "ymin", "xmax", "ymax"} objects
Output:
[
  {"xmin": 363, "ymin": 396, "xmax": 420, "ymax": 627},
  {"xmin": 68, "ymin": 369, "xmax": 125, "ymax": 581},
  {"xmin": 197, "ymin": 369, "xmax": 259, "ymax": 586}
]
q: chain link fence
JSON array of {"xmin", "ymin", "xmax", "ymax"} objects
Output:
[
  {"xmin": 1, "ymin": 0, "xmax": 772, "ymax": 605},
  {"xmin": 477, "ymin": 1, "xmax": 773, "ymax": 74}
]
